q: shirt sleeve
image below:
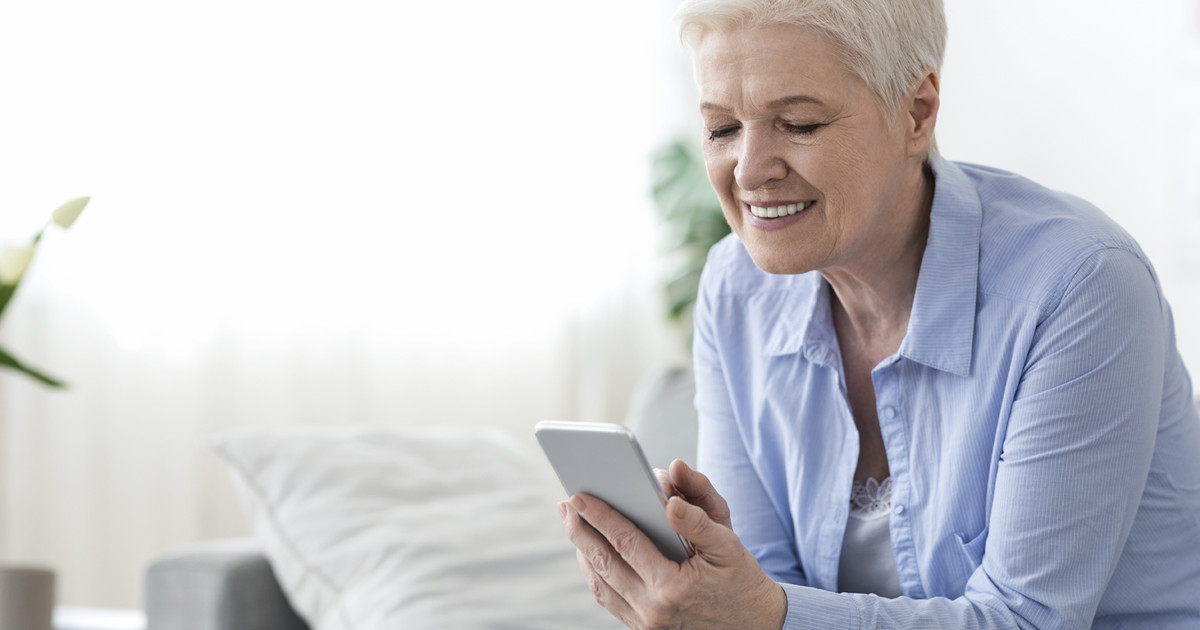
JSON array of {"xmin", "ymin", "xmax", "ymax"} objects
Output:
[
  {"xmin": 778, "ymin": 247, "xmax": 1166, "ymax": 629},
  {"xmin": 692, "ymin": 261, "xmax": 807, "ymax": 587}
]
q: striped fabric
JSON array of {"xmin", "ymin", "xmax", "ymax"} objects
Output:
[{"xmin": 692, "ymin": 156, "xmax": 1200, "ymax": 629}]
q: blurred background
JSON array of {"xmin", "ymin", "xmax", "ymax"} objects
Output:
[{"xmin": 1, "ymin": 0, "xmax": 1197, "ymax": 609}]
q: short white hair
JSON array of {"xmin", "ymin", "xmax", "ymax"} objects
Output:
[{"xmin": 675, "ymin": 0, "xmax": 947, "ymax": 116}]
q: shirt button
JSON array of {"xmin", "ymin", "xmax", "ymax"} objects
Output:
[
  {"xmin": 884, "ymin": 406, "xmax": 897, "ymax": 419},
  {"xmin": 893, "ymin": 504, "xmax": 906, "ymax": 515}
]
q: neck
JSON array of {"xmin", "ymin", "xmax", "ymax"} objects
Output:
[{"xmin": 820, "ymin": 161, "xmax": 934, "ymax": 345}]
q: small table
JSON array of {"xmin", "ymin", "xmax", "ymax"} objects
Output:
[{"xmin": 53, "ymin": 606, "xmax": 145, "ymax": 630}]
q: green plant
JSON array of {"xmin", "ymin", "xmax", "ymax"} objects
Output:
[
  {"xmin": 650, "ymin": 138, "xmax": 729, "ymax": 332},
  {"xmin": 0, "ymin": 196, "xmax": 91, "ymax": 388}
]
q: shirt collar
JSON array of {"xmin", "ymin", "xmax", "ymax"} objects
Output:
[
  {"xmin": 758, "ymin": 155, "xmax": 981, "ymax": 377},
  {"xmin": 898, "ymin": 155, "xmax": 980, "ymax": 376},
  {"xmin": 759, "ymin": 272, "xmax": 838, "ymax": 365}
]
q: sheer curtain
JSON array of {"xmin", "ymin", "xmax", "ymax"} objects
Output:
[{"xmin": 0, "ymin": 0, "xmax": 693, "ymax": 608}]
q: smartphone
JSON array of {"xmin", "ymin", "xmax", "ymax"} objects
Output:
[{"xmin": 535, "ymin": 420, "xmax": 692, "ymax": 563}]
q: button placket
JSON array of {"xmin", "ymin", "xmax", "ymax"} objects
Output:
[{"xmin": 873, "ymin": 361, "xmax": 922, "ymax": 596}]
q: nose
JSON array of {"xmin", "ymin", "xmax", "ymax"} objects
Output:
[{"xmin": 733, "ymin": 125, "xmax": 788, "ymax": 191}]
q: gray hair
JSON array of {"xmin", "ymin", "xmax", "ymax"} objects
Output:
[{"xmin": 674, "ymin": 0, "xmax": 947, "ymax": 116}]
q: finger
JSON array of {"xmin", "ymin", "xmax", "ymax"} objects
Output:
[
  {"xmin": 653, "ymin": 467, "xmax": 677, "ymax": 499},
  {"xmin": 666, "ymin": 495, "xmax": 742, "ymax": 564},
  {"xmin": 569, "ymin": 493, "xmax": 673, "ymax": 584},
  {"xmin": 574, "ymin": 548, "xmax": 638, "ymax": 627},
  {"xmin": 668, "ymin": 460, "xmax": 732, "ymax": 528},
  {"xmin": 563, "ymin": 497, "xmax": 649, "ymax": 594}
]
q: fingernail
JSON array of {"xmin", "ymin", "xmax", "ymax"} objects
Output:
[
  {"xmin": 557, "ymin": 502, "xmax": 568, "ymax": 520},
  {"xmin": 570, "ymin": 494, "xmax": 587, "ymax": 514},
  {"xmin": 671, "ymin": 496, "xmax": 687, "ymax": 518}
]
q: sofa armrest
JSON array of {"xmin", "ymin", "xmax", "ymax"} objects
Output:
[
  {"xmin": 626, "ymin": 365, "xmax": 699, "ymax": 470},
  {"xmin": 145, "ymin": 538, "xmax": 308, "ymax": 630}
]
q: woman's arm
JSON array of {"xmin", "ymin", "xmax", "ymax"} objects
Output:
[
  {"xmin": 692, "ymin": 261, "xmax": 807, "ymax": 586},
  {"xmin": 554, "ymin": 258, "xmax": 798, "ymax": 630}
]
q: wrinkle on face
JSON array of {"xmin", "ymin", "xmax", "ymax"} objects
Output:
[{"xmin": 694, "ymin": 22, "xmax": 921, "ymax": 279}]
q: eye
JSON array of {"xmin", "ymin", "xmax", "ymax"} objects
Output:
[
  {"xmin": 786, "ymin": 123, "xmax": 821, "ymax": 136},
  {"xmin": 707, "ymin": 125, "xmax": 739, "ymax": 141}
]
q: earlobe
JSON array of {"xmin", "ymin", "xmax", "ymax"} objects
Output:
[{"xmin": 907, "ymin": 69, "xmax": 940, "ymax": 156}]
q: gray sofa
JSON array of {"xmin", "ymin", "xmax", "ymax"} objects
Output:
[
  {"xmin": 145, "ymin": 539, "xmax": 308, "ymax": 630},
  {"xmin": 144, "ymin": 367, "xmax": 698, "ymax": 630}
]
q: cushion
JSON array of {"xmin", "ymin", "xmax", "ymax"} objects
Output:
[{"xmin": 212, "ymin": 425, "xmax": 625, "ymax": 630}]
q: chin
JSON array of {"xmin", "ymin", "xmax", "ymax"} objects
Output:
[
  {"xmin": 733, "ymin": 224, "xmax": 825, "ymax": 276},
  {"xmin": 744, "ymin": 249, "xmax": 816, "ymax": 276}
]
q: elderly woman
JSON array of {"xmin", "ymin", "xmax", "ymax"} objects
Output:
[{"xmin": 560, "ymin": 0, "xmax": 1200, "ymax": 628}]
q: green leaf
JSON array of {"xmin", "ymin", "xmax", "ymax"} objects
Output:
[
  {"xmin": 0, "ymin": 345, "xmax": 67, "ymax": 388},
  {"xmin": 0, "ymin": 283, "xmax": 15, "ymax": 319},
  {"xmin": 649, "ymin": 136, "xmax": 728, "ymax": 337},
  {"xmin": 52, "ymin": 196, "xmax": 90, "ymax": 229}
]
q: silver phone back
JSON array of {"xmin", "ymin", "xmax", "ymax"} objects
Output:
[{"xmin": 535, "ymin": 421, "xmax": 690, "ymax": 563}]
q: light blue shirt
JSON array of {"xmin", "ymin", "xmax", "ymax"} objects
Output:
[{"xmin": 692, "ymin": 155, "xmax": 1200, "ymax": 629}]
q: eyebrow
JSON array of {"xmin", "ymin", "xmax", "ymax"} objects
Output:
[{"xmin": 700, "ymin": 94, "xmax": 827, "ymax": 113}]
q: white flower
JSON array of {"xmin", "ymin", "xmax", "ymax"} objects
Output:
[
  {"xmin": 52, "ymin": 196, "xmax": 90, "ymax": 229},
  {"xmin": 0, "ymin": 245, "xmax": 37, "ymax": 285}
]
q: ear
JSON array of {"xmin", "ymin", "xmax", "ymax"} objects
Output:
[{"xmin": 905, "ymin": 68, "xmax": 940, "ymax": 157}]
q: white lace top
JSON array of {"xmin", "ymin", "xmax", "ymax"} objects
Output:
[{"xmin": 837, "ymin": 477, "xmax": 903, "ymax": 597}]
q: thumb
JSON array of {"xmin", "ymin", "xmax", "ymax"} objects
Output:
[
  {"xmin": 666, "ymin": 496, "xmax": 740, "ymax": 564},
  {"xmin": 668, "ymin": 459, "xmax": 732, "ymax": 528}
]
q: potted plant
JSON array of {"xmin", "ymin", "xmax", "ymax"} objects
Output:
[
  {"xmin": 650, "ymin": 138, "xmax": 729, "ymax": 337},
  {"xmin": 0, "ymin": 196, "xmax": 90, "ymax": 630},
  {"xmin": 0, "ymin": 196, "xmax": 90, "ymax": 387}
]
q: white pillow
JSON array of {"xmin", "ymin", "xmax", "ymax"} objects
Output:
[{"xmin": 212, "ymin": 425, "xmax": 625, "ymax": 630}]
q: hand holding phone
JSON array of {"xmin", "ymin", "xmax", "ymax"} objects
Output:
[{"xmin": 535, "ymin": 421, "xmax": 693, "ymax": 563}]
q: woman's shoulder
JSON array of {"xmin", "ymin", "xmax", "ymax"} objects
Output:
[
  {"xmin": 955, "ymin": 161, "xmax": 1139, "ymax": 248},
  {"xmin": 952, "ymin": 160, "xmax": 1154, "ymax": 310}
]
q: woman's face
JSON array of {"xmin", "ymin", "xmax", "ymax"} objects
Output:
[{"xmin": 696, "ymin": 23, "xmax": 925, "ymax": 276}]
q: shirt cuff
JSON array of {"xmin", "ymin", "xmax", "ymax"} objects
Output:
[{"xmin": 781, "ymin": 583, "xmax": 860, "ymax": 630}]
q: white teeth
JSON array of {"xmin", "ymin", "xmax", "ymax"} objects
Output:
[{"xmin": 749, "ymin": 200, "xmax": 813, "ymax": 218}]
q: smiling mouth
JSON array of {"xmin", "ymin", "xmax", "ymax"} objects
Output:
[{"xmin": 747, "ymin": 201, "xmax": 815, "ymax": 219}]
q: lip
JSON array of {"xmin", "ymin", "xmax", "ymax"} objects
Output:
[
  {"xmin": 742, "ymin": 200, "xmax": 816, "ymax": 231},
  {"xmin": 742, "ymin": 199, "xmax": 810, "ymax": 208}
]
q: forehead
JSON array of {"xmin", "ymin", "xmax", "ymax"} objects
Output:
[{"xmin": 694, "ymin": 23, "xmax": 864, "ymax": 112}]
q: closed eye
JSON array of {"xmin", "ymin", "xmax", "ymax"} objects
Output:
[
  {"xmin": 707, "ymin": 126, "xmax": 739, "ymax": 141},
  {"xmin": 786, "ymin": 123, "xmax": 821, "ymax": 136}
]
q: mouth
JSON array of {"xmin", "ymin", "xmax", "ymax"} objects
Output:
[{"xmin": 746, "ymin": 200, "xmax": 816, "ymax": 219}]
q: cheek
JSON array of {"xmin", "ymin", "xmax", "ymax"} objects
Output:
[
  {"xmin": 801, "ymin": 142, "xmax": 874, "ymax": 204},
  {"xmin": 702, "ymin": 150, "xmax": 743, "ymax": 234},
  {"xmin": 702, "ymin": 149, "xmax": 737, "ymax": 202}
]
